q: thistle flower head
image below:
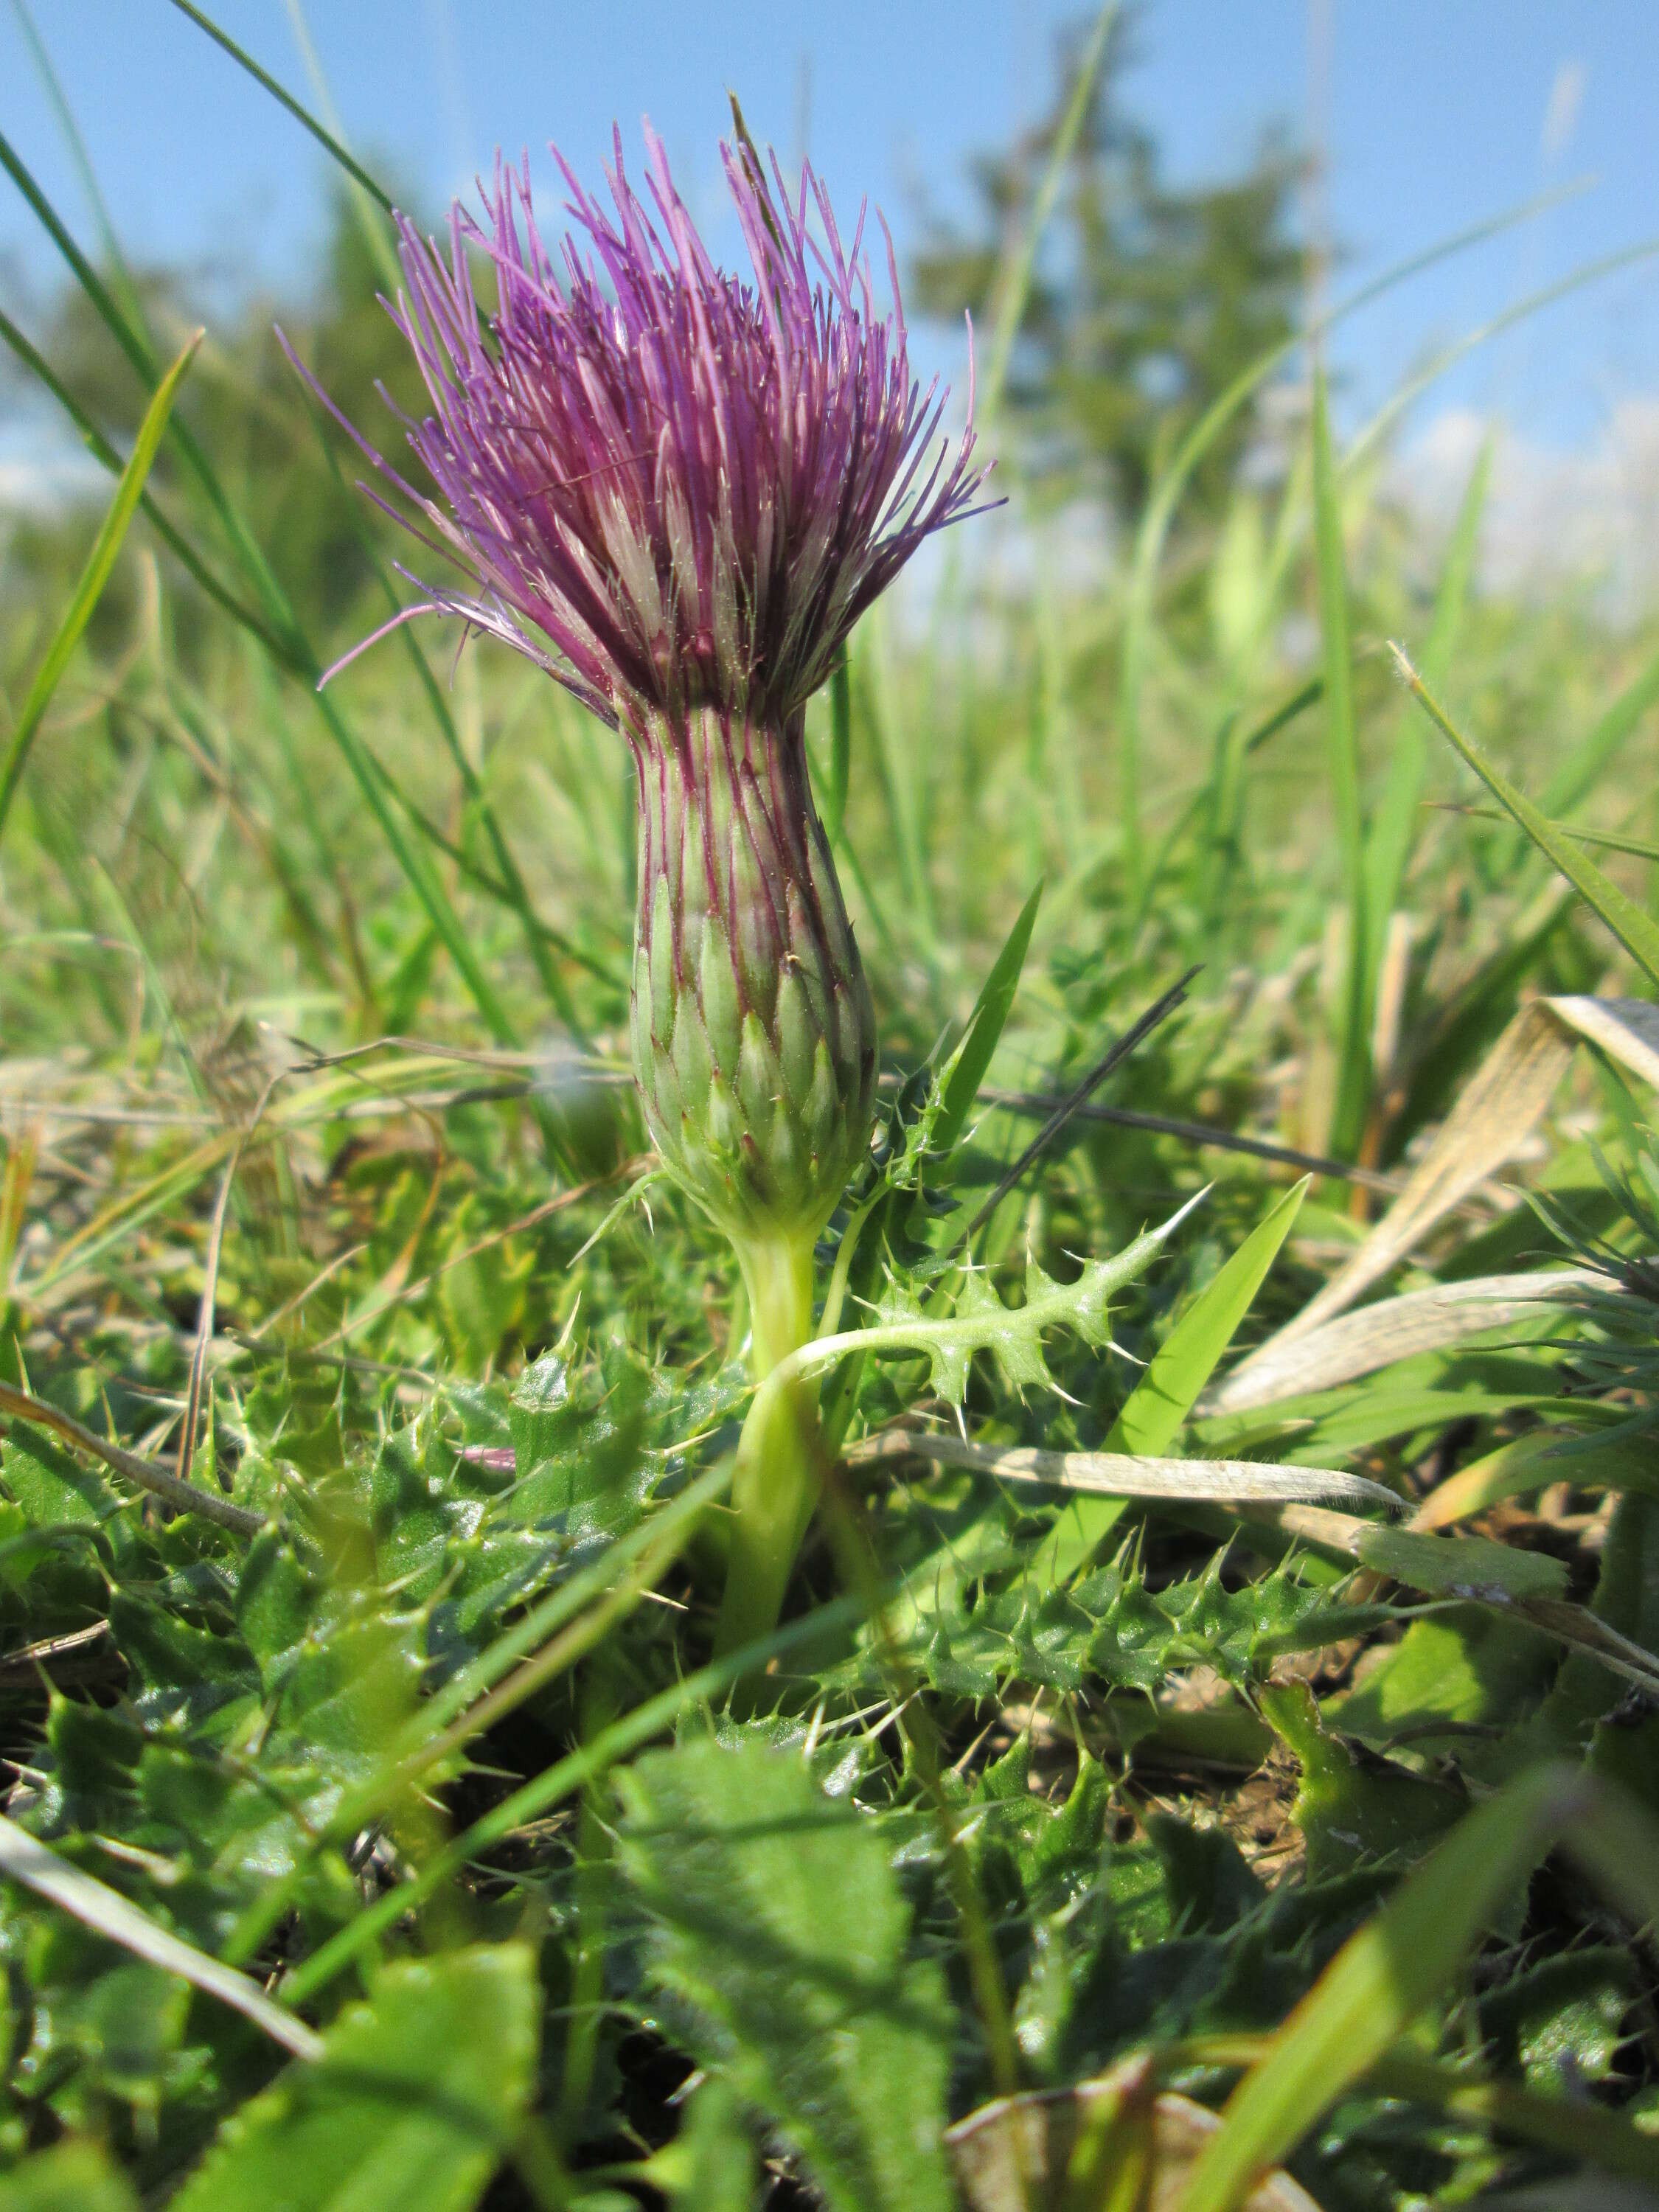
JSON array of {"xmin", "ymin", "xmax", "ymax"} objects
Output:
[
  {"xmin": 315, "ymin": 124, "xmax": 987, "ymax": 734},
  {"xmin": 292, "ymin": 127, "xmax": 993, "ymax": 1292}
]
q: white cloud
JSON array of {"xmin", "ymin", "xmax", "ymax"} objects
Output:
[
  {"xmin": 0, "ymin": 437, "xmax": 105, "ymax": 521},
  {"xmin": 1395, "ymin": 396, "xmax": 1659, "ymax": 620}
]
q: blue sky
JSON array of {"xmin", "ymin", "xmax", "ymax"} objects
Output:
[{"xmin": 2, "ymin": 1, "xmax": 1658, "ymax": 456}]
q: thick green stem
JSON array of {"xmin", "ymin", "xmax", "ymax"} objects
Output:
[{"xmin": 715, "ymin": 1232, "xmax": 823, "ymax": 1652}]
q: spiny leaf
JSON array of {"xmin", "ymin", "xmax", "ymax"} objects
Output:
[{"xmin": 852, "ymin": 1207, "xmax": 1192, "ymax": 1408}]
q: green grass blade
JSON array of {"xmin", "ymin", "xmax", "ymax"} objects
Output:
[
  {"xmin": 0, "ymin": 330, "xmax": 201, "ymax": 844},
  {"xmin": 978, "ymin": 0, "xmax": 1119, "ymax": 428},
  {"xmin": 1346, "ymin": 238, "xmax": 1659, "ymax": 488},
  {"xmin": 1394, "ymin": 644, "xmax": 1659, "ymax": 990},
  {"xmin": 323, "ymin": 1461, "xmax": 738, "ymax": 1839},
  {"xmin": 1312, "ymin": 373, "xmax": 1370, "ymax": 1158},
  {"xmin": 1431, "ymin": 804, "xmax": 1659, "ymax": 863},
  {"xmin": 308, "ymin": 686, "xmax": 521, "ymax": 1044},
  {"xmin": 161, "ymin": 674, "xmax": 347, "ymax": 986},
  {"xmin": 1357, "ymin": 439, "xmax": 1492, "ymax": 994},
  {"xmin": 296, "ymin": 375, "xmax": 584, "ymax": 1030},
  {"xmin": 0, "ymin": 302, "xmax": 295, "ymax": 660},
  {"xmin": 1178, "ymin": 2034, "xmax": 1659, "ymax": 2188},
  {"xmin": 0, "ymin": 126, "xmax": 297, "ymax": 636},
  {"xmin": 279, "ymin": 1594, "xmax": 865, "ymax": 2006},
  {"xmin": 1543, "ymin": 636, "xmax": 1659, "ymax": 818},
  {"xmin": 1032, "ymin": 581, "xmax": 1082, "ymax": 876},
  {"xmin": 935, "ymin": 880, "xmax": 1043, "ymax": 1156},
  {"xmin": 1107, "ymin": 1175, "xmax": 1310, "ymax": 1458},
  {"xmin": 1116, "ymin": 181, "xmax": 1588, "ymax": 900},
  {"xmin": 1420, "ymin": 434, "xmax": 1492, "ymax": 695},
  {"xmin": 858, "ymin": 619, "xmax": 935, "ymax": 950},
  {"xmin": 0, "ymin": 125, "xmax": 521, "ymax": 1043},
  {"xmin": 1180, "ymin": 1764, "xmax": 1659, "ymax": 2212},
  {"xmin": 1363, "ymin": 2047, "xmax": 1659, "ymax": 2188},
  {"xmin": 279, "ymin": 0, "xmax": 403, "ymax": 291},
  {"xmin": 9, "ymin": 0, "xmax": 150, "ymax": 338},
  {"xmin": 1242, "ymin": 675, "xmax": 1324, "ymax": 759},
  {"xmin": 165, "ymin": 0, "xmax": 394, "ymax": 214},
  {"xmin": 1039, "ymin": 1178, "xmax": 1310, "ymax": 1584}
]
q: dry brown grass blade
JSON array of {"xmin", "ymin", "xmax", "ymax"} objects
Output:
[
  {"xmin": 961, "ymin": 965, "xmax": 1201, "ymax": 1247},
  {"xmin": 849, "ymin": 1426, "xmax": 1403, "ymax": 1514},
  {"xmin": 984, "ymin": 1090, "xmax": 1404, "ymax": 1194},
  {"xmin": 1507, "ymin": 1598, "xmax": 1659, "ymax": 1694},
  {"xmin": 0, "ymin": 1621, "xmax": 110, "ymax": 1680},
  {"xmin": 0, "ymin": 1378, "xmax": 261, "ymax": 1535},
  {"xmin": 1218, "ymin": 994, "xmax": 1659, "ymax": 1397},
  {"xmin": 0, "ymin": 1125, "xmax": 38, "ymax": 1287},
  {"xmin": 1198, "ymin": 1267, "xmax": 1601, "ymax": 1417}
]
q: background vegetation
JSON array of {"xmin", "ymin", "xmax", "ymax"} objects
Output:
[{"xmin": 1, "ymin": 7, "xmax": 1659, "ymax": 2208}]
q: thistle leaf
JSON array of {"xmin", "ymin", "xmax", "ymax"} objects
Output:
[{"xmin": 827, "ymin": 1196, "xmax": 1203, "ymax": 1408}]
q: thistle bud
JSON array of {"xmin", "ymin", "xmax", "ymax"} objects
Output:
[{"xmin": 631, "ymin": 706, "xmax": 876, "ymax": 1245}]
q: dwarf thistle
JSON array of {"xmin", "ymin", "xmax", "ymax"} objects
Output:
[{"xmin": 295, "ymin": 124, "xmax": 986, "ymax": 1641}]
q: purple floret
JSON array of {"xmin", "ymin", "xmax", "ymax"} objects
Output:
[{"xmin": 292, "ymin": 124, "xmax": 989, "ymax": 736}]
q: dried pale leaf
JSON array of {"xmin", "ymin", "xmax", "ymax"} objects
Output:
[
  {"xmin": 1223, "ymin": 992, "xmax": 1659, "ymax": 1396},
  {"xmin": 1258, "ymin": 1001, "xmax": 1571, "ymax": 1354},
  {"xmin": 1547, "ymin": 992, "xmax": 1659, "ymax": 1089},
  {"xmin": 849, "ymin": 1427, "xmax": 1402, "ymax": 1515},
  {"xmin": 945, "ymin": 2059, "xmax": 1322, "ymax": 2212},
  {"xmin": 1200, "ymin": 1268, "xmax": 1599, "ymax": 1416}
]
